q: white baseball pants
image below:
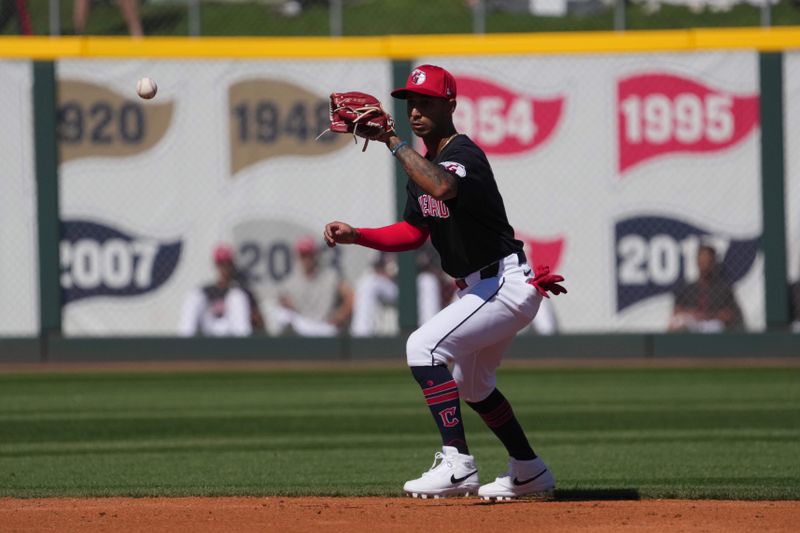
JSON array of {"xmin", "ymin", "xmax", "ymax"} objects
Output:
[{"xmin": 406, "ymin": 253, "xmax": 543, "ymax": 402}]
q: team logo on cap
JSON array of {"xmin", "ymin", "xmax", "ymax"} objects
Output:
[{"xmin": 411, "ymin": 69, "xmax": 427, "ymax": 85}]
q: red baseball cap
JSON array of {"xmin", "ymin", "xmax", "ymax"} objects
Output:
[
  {"xmin": 295, "ymin": 236, "xmax": 317, "ymax": 255},
  {"xmin": 391, "ymin": 64, "xmax": 457, "ymax": 100},
  {"xmin": 213, "ymin": 243, "xmax": 234, "ymax": 264}
]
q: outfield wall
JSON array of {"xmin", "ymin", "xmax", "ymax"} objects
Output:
[{"xmin": 0, "ymin": 29, "xmax": 798, "ymax": 360}]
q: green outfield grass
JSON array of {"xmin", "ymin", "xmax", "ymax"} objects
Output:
[
  {"xmin": 6, "ymin": 0, "xmax": 800, "ymax": 37},
  {"xmin": 0, "ymin": 365, "xmax": 798, "ymax": 499}
]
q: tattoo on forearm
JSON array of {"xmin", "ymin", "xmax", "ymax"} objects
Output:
[{"xmin": 397, "ymin": 148, "xmax": 454, "ymax": 195}]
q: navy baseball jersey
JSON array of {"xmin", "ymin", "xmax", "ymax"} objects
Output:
[{"xmin": 403, "ymin": 134, "xmax": 524, "ymax": 278}]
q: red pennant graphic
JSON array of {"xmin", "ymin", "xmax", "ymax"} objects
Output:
[
  {"xmin": 517, "ymin": 233, "xmax": 565, "ymax": 271},
  {"xmin": 453, "ymin": 76, "xmax": 564, "ymax": 156},
  {"xmin": 617, "ymin": 73, "xmax": 759, "ymax": 173}
]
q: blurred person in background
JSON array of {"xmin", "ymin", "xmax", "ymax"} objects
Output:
[
  {"xmin": 519, "ymin": 297, "xmax": 558, "ymax": 335},
  {"xmin": 415, "ymin": 241, "xmax": 447, "ymax": 326},
  {"xmin": 350, "ymin": 252, "xmax": 400, "ymax": 337},
  {"xmin": 511, "ymin": 240, "xmax": 559, "ymax": 336},
  {"xmin": 273, "ymin": 236, "xmax": 353, "ymax": 337},
  {"xmin": 350, "ymin": 246, "xmax": 449, "ymax": 337},
  {"xmin": 790, "ymin": 276, "xmax": 800, "ymax": 333},
  {"xmin": 0, "ymin": 0, "xmax": 32, "ymax": 35},
  {"xmin": 669, "ymin": 244, "xmax": 744, "ymax": 333},
  {"xmin": 73, "ymin": 0, "xmax": 143, "ymax": 37},
  {"xmin": 179, "ymin": 243, "xmax": 260, "ymax": 337}
]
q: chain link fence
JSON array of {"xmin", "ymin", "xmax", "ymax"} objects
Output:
[
  {"xmin": 1, "ymin": 0, "xmax": 794, "ymax": 37},
  {"xmin": 0, "ymin": 61, "xmax": 37, "ymax": 337},
  {"xmin": 3, "ymin": 43, "xmax": 797, "ymax": 338},
  {"xmin": 53, "ymin": 58, "xmax": 395, "ymax": 336},
  {"xmin": 420, "ymin": 53, "xmax": 766, "ymax": 334},
  {"xmin": 37, "ymin": 50, "xmax": 770, "ymax": 337}
]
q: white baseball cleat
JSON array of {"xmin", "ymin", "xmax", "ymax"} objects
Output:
[
  {"xmin": 478, "ymin": 456, "xmax": 555, "ymax": 501},
  {"xmin": 403, "ymin": 446, "xmax": 480, "ymax": 499}
]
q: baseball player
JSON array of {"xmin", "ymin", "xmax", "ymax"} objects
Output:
[{"xmin": 323, "ymin": 64, "xmax": 566, "ymax": 500}]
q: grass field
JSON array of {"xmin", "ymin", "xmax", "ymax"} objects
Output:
[
  {"xmin": 7, "ymin": 0, "xmax": 800, "ymax": 37},
  {"xmin": 1, "ymin": 365, "xmax": 798, "ymax": 500}
]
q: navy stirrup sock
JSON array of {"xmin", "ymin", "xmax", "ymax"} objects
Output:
[
  {"xmin": 467, "ymin": 388, "xmax": 536, "ymax": 461},
  {"xmin": 410, "ymin": 365, "xmax": 469, "ymax": 455}
]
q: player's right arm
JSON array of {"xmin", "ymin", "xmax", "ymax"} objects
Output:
[
  {"xmin": 386, "ymin": 135, "xmax": 458, "ymax": 201},
  {"xmin": 324, "ymin": 220, "xmax": 429, "ymax": 251}
]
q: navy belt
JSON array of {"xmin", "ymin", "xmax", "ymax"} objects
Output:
[{"xmin": 455, "ymin": 250, "xmax": 526, "ymax": 290}]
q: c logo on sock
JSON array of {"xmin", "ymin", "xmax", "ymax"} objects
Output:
[{"xmin": 438, "ymin": 407, "xmax": 460, "ymax": 428}]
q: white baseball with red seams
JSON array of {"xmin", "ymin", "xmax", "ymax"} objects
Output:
[{"xmin": 136, "ymin": 77, "xmax": 157, "ymax": 100}]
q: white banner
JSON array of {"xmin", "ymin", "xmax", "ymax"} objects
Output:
[
  {"xmin": 56, "ymin": 54, "xmax": 769, "ymax": 335},
  {"xmin": 784, "ymin": 53, "xmax": 800, "ymax": 294},
  {"xmin": 58, "ymin": 59, "xmax": 394, "ymax": 335},
  {"xmin": 421, "ymin": 53, "xmax": 764, "ymax": 332},
  {"xmin": 0, "ymin": 61, "xmax": 38, "ymax": 336}
]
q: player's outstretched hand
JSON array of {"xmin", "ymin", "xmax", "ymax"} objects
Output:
[
  {"xmin": 324, "ymin": 221, "xmax": 359, "ymax": 247},
  {"xmin": 527, "ymin": 265, "xmax": 567, "ymax": 299}
]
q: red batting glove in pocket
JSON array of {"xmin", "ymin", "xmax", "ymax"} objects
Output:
[{"xmin": 527, "ymin": 265, "xmax": 567, "ymax": 299}]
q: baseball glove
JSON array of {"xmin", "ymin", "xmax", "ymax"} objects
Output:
[
  {"xmin": 316, "ymin": 91, "xmax": 395, "ymax": 151},
  {"xmin": 527, "ymin": 265, "xmax": 567, "ymax": 299}
]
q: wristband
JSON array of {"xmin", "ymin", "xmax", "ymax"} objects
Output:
[{"xmin": 390, "ymin": 141, "xmax": 409, "ymax": 156}]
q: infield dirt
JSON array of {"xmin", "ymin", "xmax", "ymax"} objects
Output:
[{"xmin": 2, "ymin": 497, "xmax": 798, "ymax": 532}]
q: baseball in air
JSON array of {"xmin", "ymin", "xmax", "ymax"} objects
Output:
[{"xmin": 136, "ymin": 77, "xmax": 157, "ymax": 100}]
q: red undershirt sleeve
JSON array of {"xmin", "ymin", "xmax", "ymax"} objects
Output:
[{"xmin": 355, "ymin": 221, "xmax": 429, "ymax": 252}]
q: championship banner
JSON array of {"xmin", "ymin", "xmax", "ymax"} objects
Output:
[
  {"xmin": 58, "ymin": 59, "xmax": 393, "ymax": 335},
  {"xmin": 421, "ymin": 53, "xmax": 764, "ymax": 332},
  {"xmin": 0, "ymin": 61, "xmax": 38, "ymax": 336},
  {"xmin": 784, "ymin": 53, "xmax": 800, "ymax": 292}
]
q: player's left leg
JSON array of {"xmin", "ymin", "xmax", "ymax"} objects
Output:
[
  {"xmin": 402, "ymin": 263, "xmax": 538, "ymax": 498},
  {"xmin": 448, "ymin": 267, "xmax": 555, "ymax": 500},
  {"xmin": 454, "ymin": 342, "xmax": 555, "ymax": 501},
  {"xmin": 402, "ymin": 273, "xmax": 528, "ymax": 498}
]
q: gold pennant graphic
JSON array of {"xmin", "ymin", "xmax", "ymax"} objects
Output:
[
  {"xmin": 58, "ymin": 80, "xmax": 174, "ymax": 163},
  {"xmin": 229, "ymin": 79, "xmax": 350, "ymax": 175}
]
